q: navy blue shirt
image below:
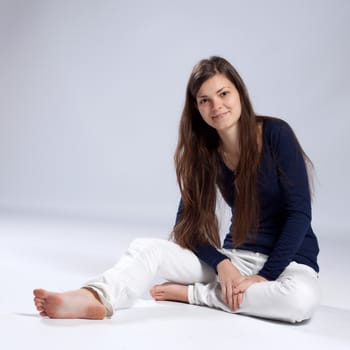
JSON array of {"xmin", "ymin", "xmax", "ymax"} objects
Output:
[{"xmin": 175, "ymin": 118, "xmax": 319, "ymax": 281}]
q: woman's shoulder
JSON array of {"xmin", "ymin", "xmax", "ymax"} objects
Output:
[
  {"xmin": 259, "ymin": 116, "xmax": 294, "ymax": 140},
  {"xmin": 258, "ymin": 116, "xmax": 303, "ymax": 161},
  {"xmin": 257, "ymin": 116, "xmax": 300, "ymax": 156},
  {"xmin": 258, "ymin": 116, "xmax": 291, "ymax": 131}
]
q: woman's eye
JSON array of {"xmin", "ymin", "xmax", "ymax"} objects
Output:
[
  {"xmin": 199, "ymin": 99, "xmax": 208, "ymax": 105},
  {"xmin": 221, "ymin": 91, "xmax": 229, "ymax": 97}
]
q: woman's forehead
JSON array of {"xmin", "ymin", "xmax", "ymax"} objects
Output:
[{"xmin": 197, "ymin": 74, "xmax": 235, "ymax": 97}]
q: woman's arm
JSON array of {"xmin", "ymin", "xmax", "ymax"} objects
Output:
[
  {"xmin": 258, "ymin": 121, "xmax": 312, "ymax": 280},
  {"xmin": 175, "ymin": 199, "xmax": 245, "ymax": 309},
  {"xmin": 175, "ymin": 199, "xmax": 229, "ymax": 271}
]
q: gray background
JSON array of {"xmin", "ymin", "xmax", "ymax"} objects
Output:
[{"xmin": 0, "ymin": 0, "xmax": 349, "ymax": 232}]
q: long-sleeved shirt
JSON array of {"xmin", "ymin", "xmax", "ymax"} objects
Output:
[{"xmin": 175, "ymin": 117, "xmax": 319, "ymax": 281}]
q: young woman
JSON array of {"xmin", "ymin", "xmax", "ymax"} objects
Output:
[{"xmin": 33, "ymin": 56, "xmax": 321, "ymax": 323}]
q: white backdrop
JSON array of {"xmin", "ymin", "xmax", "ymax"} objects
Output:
[{"xmin": 0, "ymin": 0, "xmax": 349, "ymax": 231}]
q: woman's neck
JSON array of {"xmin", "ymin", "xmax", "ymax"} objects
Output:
[
  {"xmin": 218, "ymin": 127, "xmax": 240, "ymax": 171},
  {"xmin": 218, "ymin": 121, "xmax": 263, "ymax": 171}
]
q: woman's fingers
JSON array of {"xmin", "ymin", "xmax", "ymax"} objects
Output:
[
  {"xmin": 221, "ymin": 283, "xmax": 227, "ymax": 305},
  {"xmin": 222, "ymin": 275, "xmax": 267, "ymax": 311},
  {"xmin": 232, "ymin": 292, "xmax": 244, "ymax": 311},
  {"xmin": 226, "ymin": 284, "xmax": 233, "ymax": 309},
  {"xmin": 221, "ymin": 281, "xmax": 242, "ymax": 310},
  {"xmin": 233, "ymin": 275, "xmax": 267, "ymax": 294},
  {"xmin": 217, "ymin": 260, "xmax": 245, "ymax": 309},
  {"xmin": 232, "ymin": 292, "xmax": 237, "ymax": 310},
  {"xmin": 221, "ymin": 282, "xmax": 234, "ymax": 308},
  {"xmin": 237, "ymin": 292, "xmax": 244, "ymax": 308}
]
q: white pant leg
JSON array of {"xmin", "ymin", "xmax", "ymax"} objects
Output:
[
  {"xmin": 83, "ymin": 238, "xmax": 216, "ymax": 316},
  {"xmin": 189, "ymin": 249, "xmax": 321, "ymax": 323},
  {"xmin": 238, "ymin": 262, "xmax": 321, "ymax": 322}
]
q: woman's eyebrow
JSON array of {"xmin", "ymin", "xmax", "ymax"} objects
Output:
[
  {"xmin": 216, "ymin": 86, "xmax": 229, "ymax": 93},
  {"xmin": 197, "ymin": 86, "xmax": 229, "ymax": 99}
]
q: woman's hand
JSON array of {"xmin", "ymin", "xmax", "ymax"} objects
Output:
[
  {"xmin": 233, "ymin": 275, "xmax": 267, "ymax": 295},
  {"xmin": 217, "ymin": 259, "xmax": 244, "ymax": 310},
  {"xmin": 217, "ymin": 260, "xmax": 268, "ymax": 311}
]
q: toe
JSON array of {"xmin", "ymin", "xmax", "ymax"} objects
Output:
[
  {"xmin": 152, "ymin": 284, "xmax": 161, "ymax": 290},
  {"xmin": 34, "ymin": 289, "xmax": 48, "ymax": 299},
  {"xmin": 35, "ymin": 299, "xmax": 44, "ymax": 307},
  {"xmin": 149, "ymin": 286, "xmax": 158, "ymax": 296}
]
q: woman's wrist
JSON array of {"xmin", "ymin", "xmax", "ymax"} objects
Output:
[
  {"xmin": 217, "ymin": 259, "xmax": 241, "ymax": 277},
  {"xmin": 217, "ymin": 258, "xmax": 231, "ymax": 270}
]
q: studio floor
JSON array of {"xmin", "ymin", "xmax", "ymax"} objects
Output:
[{"xmin": 1, "ymin": 213, "xmax": 349, "ymax": 350}]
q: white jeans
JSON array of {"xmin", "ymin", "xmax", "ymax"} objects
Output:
[{"xmin": 84, "ymin": 238, "xmax": 321, "ymax": 323}]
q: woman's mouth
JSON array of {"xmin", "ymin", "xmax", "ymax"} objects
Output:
[{"xmin": 212, "ymin": 111, "xmax": 229, "ymax": 120}]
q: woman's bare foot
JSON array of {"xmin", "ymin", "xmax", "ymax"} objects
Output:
[
  {"xmin": 150, "ymin": 282, "xmax": 189, "ymax": 303},
  {"xmin": 33, "ymin": 288, "xmax": 107, "ymax": 319}
]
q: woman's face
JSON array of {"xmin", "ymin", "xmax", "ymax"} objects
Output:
[{"xmin": 196, "ymin": 73, "xmax": 241, "ymax": 133}]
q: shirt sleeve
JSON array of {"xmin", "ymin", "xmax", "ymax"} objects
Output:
[
  {"xmin": 174, "ymin": 199, "xmax": 228, "ymax": 273},
  {"xmin": 258, "ymin": 121, "xmax": 312, "ymax": 280}
]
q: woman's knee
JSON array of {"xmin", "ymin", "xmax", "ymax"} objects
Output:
[
  {"xmin": 128, "ymin": 238, "xmax": 175, "ymax": 262},
  {"xmin": 129, "ymin": 238, "xmax": 164, "ymax": 252},
  {"xmin": 282, "ymin": 278, "xmax": 321, "ymax": 323}
]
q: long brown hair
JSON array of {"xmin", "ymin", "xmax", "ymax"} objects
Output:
[{"xmin": 172, "ymin": 56, "xmax": 260, "ymax": 249}]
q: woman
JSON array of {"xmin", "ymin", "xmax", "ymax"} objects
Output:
[{"xmin": 33, "ymin": 56, "xmax": 321, "ymax": 323}]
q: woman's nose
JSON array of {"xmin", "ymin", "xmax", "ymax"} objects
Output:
[{"xmin": 212, "ymin": 97, "xmax": 222, "ymax": 111}]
